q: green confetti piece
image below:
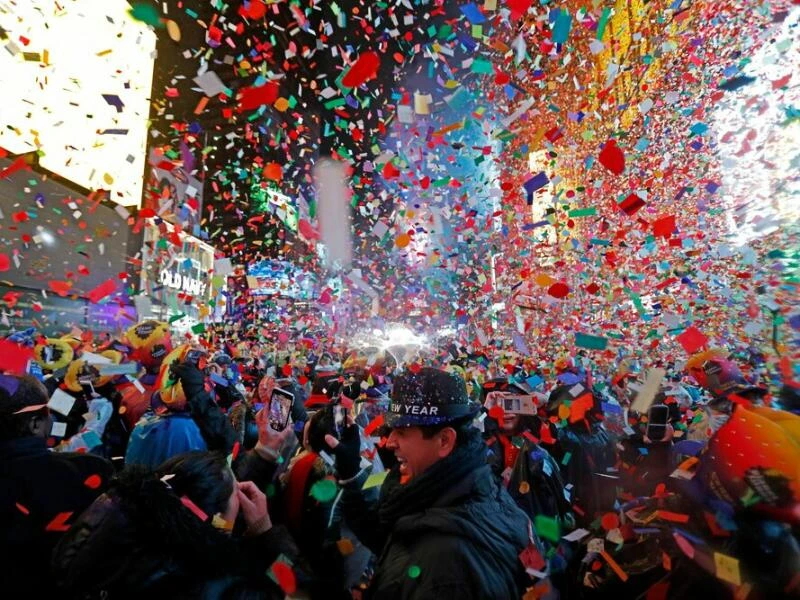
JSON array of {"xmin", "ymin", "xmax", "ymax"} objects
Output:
[
  {"xmin": 129, "ymin": 3, "xmax": 164, "ymax": 27},
  {"xmin": 534, "ymin": 514, "xmax": 561, "ymax": 543},
  {"xmin": 575, "ymin": 333, "xmax": 608, "ymax": 350},
  {"xmin": 470, "ymin": 57, "xmax": 494, "ymax": 75},
  {"xmin": 168, "ymin": 313, "xmax": 186, "ymax": 324},
  {"xmin": 567, "ymin": 207, "xmax": 597, "ymax": 218},
  {"xmin": 309, "ymin": 479, "xmax": 338, "ymax": 502},
  {"xmin": 408, "ymin": 565, "xmax": 421, "ymax": 579},
  {"xmin": 596, "ymin": 7, "xmax": 611, "ymax": 40},
  {"xmin": 561, "ymin": 452, "xmax": 572, "ymax": 466},
  {"xmin": 191, "ymin": 322, "xmax": 206, "ymax": 334}
]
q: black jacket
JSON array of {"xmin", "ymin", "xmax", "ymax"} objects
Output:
[
  {"xmin": 549, "ymin": 423, "xmax": 617, "ymax": 521},
  {"xmin": 0, "ymin": 436, "xmax": 113, "ymax": 595},
  {"xmin": 50, "ymin": 471, "xmax": 305, "ymax": 599},
  {"xmin": 341, "ymin": 430, "xmax": 531, "ymax": 599}
]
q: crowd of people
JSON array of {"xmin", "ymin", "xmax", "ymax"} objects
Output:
[{"xmin": 1, "ymin": 319, "xmax": 799, "ymax": 599}]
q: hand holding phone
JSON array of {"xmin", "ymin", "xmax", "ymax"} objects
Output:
[{"xmin": 268, "ymin": 388, "xmax": 294, "ymax": 432}]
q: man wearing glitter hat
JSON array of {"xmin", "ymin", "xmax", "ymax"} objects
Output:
[{"xmin": 325, "ymin": 367, "xmax": 534, "ymax": 599}]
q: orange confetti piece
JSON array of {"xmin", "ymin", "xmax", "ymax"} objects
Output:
[{"xmin": 600, "ymin": 550, "xmax": 629, "ymax": 582}]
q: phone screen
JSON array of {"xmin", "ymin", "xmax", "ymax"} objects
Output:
[
  {"xmin": 268, "ymin": 388, "xmax": 294, "ymax": 432},
  {"xmin": 646, "ymin": 404, "xmax": 669, "ymax": 441}
]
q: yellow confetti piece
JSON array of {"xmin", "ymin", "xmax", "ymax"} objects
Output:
[
  {"xmin": 103, "ymin": 173, "xmax": 114, "ymax": 185},
  {"xmin": 274, "ymin": 97, "xmax": 290, "ymax": 112},
  {"xmin": 166, "ymin": 19, "xmax": 181, "ymax": 42},
  {"xmin": 714, "ymin": 552, "xmax": 742, "ymax": 586}
]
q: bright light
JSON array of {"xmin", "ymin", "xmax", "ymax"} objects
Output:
[
  {"xmin": 0, "ymin": 0, "xmax": 156, "ymax": 207},
  {"xmin": 352, "ymin": 324, "xmax": 427, "ymax": 351},
  {"xmin": 37, "ymin": 228, "xmax": 55, "ymax": 246},
  {"xmin": 381, "ymin": 325, "xmax": 427, "ymax": 349}
]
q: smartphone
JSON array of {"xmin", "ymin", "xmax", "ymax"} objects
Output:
[
  {"xmin": 268, "ymin": 388, "xmax": 294, "ymax": 432},
  {"xmin": 646, "ymin": 404, "xmax": 669, "ymax": 441}
]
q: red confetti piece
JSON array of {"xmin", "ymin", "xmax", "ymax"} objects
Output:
[
  {"xmin": 45, "ymin": 511, "xmax": 73, "ymax": 532},
  {"xmin": 507, "ymin": 0, "xmax": 533, "ymax": 20},
  {"xmin": 0, "ymin": 339, "xmax": 34, "ymax": 375},
  {"xmin": 0, "ymin": 156, "xmax": 30, "ymax": 179},
  {"xmin": 180, "ymin": 495, "xmax": 209, "ymax": 521},
  {"xmin": 652, "ymin": 215, "xmax": 677, "ymax": 238},
  {"xmin": 83, "ymin": 474, "xmax": 103, "ymax": 490},
  {"xmin": 237, "ymin": 81, "xmax": 280, "ymax": 113},
  {"xmin": 48, "ymin": 280, "xmax": 72, "ymax": 297},
  {"xmin": 263, "ymin": 162, "xmax": 283, "ymax": 182},
  {"xmin": 341, "ymin": 51, "xmax": 380, "ymax": 88},
  {"xmin": 298, "ymin": 218, "xmax": 320, "ymax": 241},
  {"xmin": 600, "ymin": 512, "xmax": 620, "ymax": 531},
  {"xmin": 547, "ymin": 282, "xmax": 570, "ymax": 299},
  {"xmin": 281, "ymin": 363, "xmax": 293, "ymax": 377},
  {"xmin": 243, "ymin": 0, "xmax": 267, "ymax": 19},
  {"xmin": 364, "ymin": 414, "xmax": 385, "ymax": 437},
  {"xmin": 88, "ymin": 279, "xmax": 117, "ymax": 303},
  {"xmin": 598, "ymin": 139, "xmax": 625, "ymax": 175},
  {"xmin": 15, "ymin": 502, "xmax": 30, "ymax": 516},
  {"xmin": 231, "ymin": 441, "xmax": 241, "ymax": 462},
  {"xmin": 488, "ymin": 405, "xmax": 505, "ymax": 422},
  {"xmin": 675, "ymin": 326, "xmax": 708, "ymax": 354},
  {"xmin": 0, "ymin": 253, "xmax": 10, "ymax": 272},
  {"xmin": 271, "ymin": 561, "xmax": 297, "ymax": 595}
]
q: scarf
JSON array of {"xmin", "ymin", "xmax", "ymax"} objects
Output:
[{"xmin": 378, "ymin": 428, "xmax": 486, "ymax": 528}]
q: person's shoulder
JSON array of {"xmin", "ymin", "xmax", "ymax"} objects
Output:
[{"xmin": 52, "ymin": 450, "xmax": 114, "ymax": 476}]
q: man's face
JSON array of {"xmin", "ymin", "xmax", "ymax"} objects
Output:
[{"xmin": 386, "ymin": 426, "xmax": 445, "ymax": 480}]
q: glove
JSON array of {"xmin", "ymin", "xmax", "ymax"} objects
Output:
[
  {"xmin": 170, "ymin": 361, "xmax": 206, "ymax": 396},
  {"xmin": 324, "ymin": 423, "xmax": 363, "ymax": 480}
]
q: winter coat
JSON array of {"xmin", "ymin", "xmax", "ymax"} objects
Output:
[
  {"xmin": 341, "ymin": 429, "xmax": 531, "ymax": 599},
  {"xmin": 50, "ymin": 469, "xmax": 305, "ymax": 599},
  {"xmin": 0, "ymin": 436, "xmax": 112, "ymax": 595}
]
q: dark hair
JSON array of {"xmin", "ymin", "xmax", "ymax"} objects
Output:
[
  {"xmin": 0, "ymin": 375, "xmax": 50, "ymax": 441},
  {"xmin": 155, "ymin": 451, "xmax": 235, "ymax": 519},
  {"xmin": 419, "ymin": 415, "xmax": 475, "ymax": 447},
  {"xmin": 306, "ymin": 406, "xmax": 334, "ymax": 454},
  {"xmin": 109, "ymin": 452, "xmax": 239, "ymax": 575}
]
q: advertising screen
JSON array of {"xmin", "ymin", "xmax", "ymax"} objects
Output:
[{"xmin": 0, "ymin": 0, "xmax": 156, "ymax": 207}]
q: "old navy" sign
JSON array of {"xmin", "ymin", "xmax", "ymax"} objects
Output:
[{"xmin": 159, "ymin": 269, "xmax": 207, "ymax": 297}]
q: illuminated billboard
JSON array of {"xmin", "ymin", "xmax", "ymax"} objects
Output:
[
  {"xmin": 0, "ymin": 0, "xmax": 156, "ymax": 207},
  {"xmin": 247, "ymin": 260, "xmax": 315, "ymax": 299}
]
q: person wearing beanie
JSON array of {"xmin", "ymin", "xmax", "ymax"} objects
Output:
[
  {"xmin": 0, "ymin": 374, "xmax": 113, "ymax": 596},
  {"xmin": 325, "ymin": 367, "xmax": 533, "ymax": 599}
]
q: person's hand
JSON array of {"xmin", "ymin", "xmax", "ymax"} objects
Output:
[
  {"xmin": 237, "ymin": 480, "xmax": 272, "ymax": 536},
  {"xmin": 170, "ymin": 361, "xmax": 206, "ymax": 392},
  {"xmin": 255, "ymin": 407, "xmax": 295, "ymax": 451},
  {"xmin": 324, "ymin": 422, "xmax": 363, "ymax": 480}
]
